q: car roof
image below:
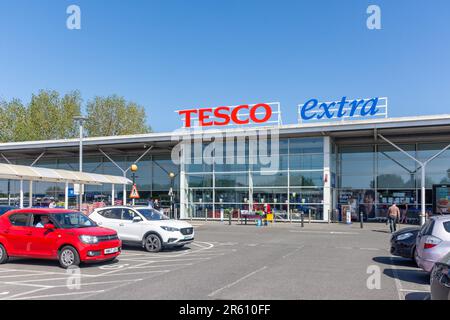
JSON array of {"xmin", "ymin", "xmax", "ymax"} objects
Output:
[
  {"xmin": 431, "ymin": 214, "xmax": 450, "ymax": 221},
  {"xmin": 4, "ymin": 208, "xmax": 79, "ymax": 215},
  {"xmin": 93, "ymin": 206, "xmax": 153, "ymax": 210}
]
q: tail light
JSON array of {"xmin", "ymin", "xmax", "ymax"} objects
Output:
[{"xmin": 424, "ymin": 236, "xmax": 442, "ymax": 249}]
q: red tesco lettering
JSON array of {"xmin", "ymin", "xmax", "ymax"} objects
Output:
[{"xmin": 178, "ymin": 103, "xmax": 272, "ymax": 128}]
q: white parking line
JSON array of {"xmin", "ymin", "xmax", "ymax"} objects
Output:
[
  {"xmin": 289, "ymin": 230, "xmax": 360, "ymax": 235},
  {"xmin": 1, "ymin": 287, "xmax": 49, "ymax": 300},
  {"xmin": 389, "ymin": 255, "xmax": 406, "ymax": 300},
  {"xmin": 50, "ymin": 278, "xmax": 142, "ymax": 288},
  {"xmin": 282, "ymin": 246, "xmax": 304, "ymax": 259},
  {"xmin": 208, "ymin": 266, "xmax": 268, "ymax": 297},
  {"xmin": 128, "ymin": 263, "xmax": 193, "ymax": 269},
  {"xmin": 14, "ymin": 290, "xmax": 106, "ymax": 300},
  {"xmin": 1, "ymin": 281, "xmax": 53, "ymax": 288},
  {"xmin": 0, "ymin": 272, "xmax": 60, "ymax": 279}
]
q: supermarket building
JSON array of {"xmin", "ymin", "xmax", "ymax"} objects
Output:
[{"xmin": 0, "ymin": 99, "xmax": 450, "ymax": 223}]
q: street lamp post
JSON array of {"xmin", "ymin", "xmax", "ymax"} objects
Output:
[
  {"xmin": 131, "ymin": 164, "xmax": 138, "ymax": 206},
  {"xmin": 169, "ymin": 172, "xmax": 175, "ymax": 219},
  {"xmin": 73, "ymin": 115, "xmax": 88, "ymax": 211}
]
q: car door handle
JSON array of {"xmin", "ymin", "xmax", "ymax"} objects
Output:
[
  {"xmin": 26, "ymin": 232, "xmax": 32, "ymax": 236},
  {"xmin": 119, "ymin": 223, "xmax": 125, "ymax": 227}
]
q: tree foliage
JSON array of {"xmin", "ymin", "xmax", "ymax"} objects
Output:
[
  {"xmin": 0, "ymin": 90, "xmax": 151, "ymax": 142},
  {"xmin": 85, "ymin": 95, "xmax": 151, "ymax": 137}
]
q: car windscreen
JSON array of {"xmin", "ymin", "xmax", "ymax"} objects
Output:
[
  {"xmin": 136, "ymin": 208, "xmax": 170, "ymax": 221},
  {"xmin": 51, "ymin": 212, "xmax": 97, "ymax": 229}
]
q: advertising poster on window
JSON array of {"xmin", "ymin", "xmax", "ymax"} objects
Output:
[{"xmin": 433, "ymin": 184, "xmax": 450, "ymax": 214}]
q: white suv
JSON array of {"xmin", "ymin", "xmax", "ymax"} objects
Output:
[{"xmin": 89, "ymin": 206, "xmax": 194, "ymax": 252}]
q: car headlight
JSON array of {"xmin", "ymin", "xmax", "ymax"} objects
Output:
[
  {"xmin": 161, "ymin": 226, "xmax": 180, "ymax": 232},
  {"xmin": 396, "ymin": 232, "xmax": 413, "ymax": 241},
  {"xmin": 79, "ymin": 235, "xmax": 99, "ymax": 244}
]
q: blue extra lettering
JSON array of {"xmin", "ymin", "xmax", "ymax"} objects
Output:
[
  {"xmin": 361, "ymin": 97, "xmax": 379, "ymax": 116},
  {"xmin": 317, "ymin": 102, "xmax": 335, "ymax": 119},
  {"xmin": 300, "ymin": 99, "xmax": 318, "ymax": 120}
]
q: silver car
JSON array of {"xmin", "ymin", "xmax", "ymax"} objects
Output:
[
  {"xmin": 430, "ymin": 251, "xmax": 450, "ymax": 300},
  {"xmin": 415, "ymin": 215, "xmax": 450, "ymax": 273}
]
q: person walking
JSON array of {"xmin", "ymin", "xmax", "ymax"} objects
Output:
[
  {"xmin": 387, "ymin": 202, "xmax": 400, "ymax": 233},
  {"xmin": 399, "ymin": 200, "xmax": 408, "ymax": 224}
]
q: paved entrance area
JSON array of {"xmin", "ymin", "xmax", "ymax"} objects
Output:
[{"xmin": 0, "ymin": 222, "xmax": 430, "ymax": 300}]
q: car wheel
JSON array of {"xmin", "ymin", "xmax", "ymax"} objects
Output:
[
  {"xmin": 58, "ymin": 246, "xmax": 80, "ymax": 269},
  {"xmin": 144, "ymin": 234, "xmax": 162, "ymax": 252},
  {"xmin": 0, "ymin": 244, "xmax": 8, "ymax": 264}
]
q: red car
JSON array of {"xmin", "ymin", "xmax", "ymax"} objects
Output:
[{"xmin": 0, "ymin": 208, "xmax": 121, "ymax": 268}]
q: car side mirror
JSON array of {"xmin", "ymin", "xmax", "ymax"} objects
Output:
[
  {"xmin": 132, "ymin": 216, "xmax": 142, "ymax": 223},
  {"xmin": 44, "ymin": 224, "xmax": 54, "ymax": 230}
]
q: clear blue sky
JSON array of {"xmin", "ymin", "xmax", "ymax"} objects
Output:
[{"xmin": 1, "ymin": 0, "xmax": 450, "ymax": 132}]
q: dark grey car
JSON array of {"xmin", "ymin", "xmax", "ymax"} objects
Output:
[{"xmin": 430, "ymin": 251, "xmax": 450, "ymax": 300}]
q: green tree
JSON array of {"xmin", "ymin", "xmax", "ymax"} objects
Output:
[
  {"xmin": 85, "ymin": 95, "xmax": 151, "ymax": 137},
  {"xmin": 0, "ymin": 99, "xmax": 30, "ymax": 142},
  {"xmin": 27, "ymin": 90, "xmax": 81, "ymax": 141}
]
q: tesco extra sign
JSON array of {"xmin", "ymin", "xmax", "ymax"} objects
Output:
[{"xmin": 177, "ymin": 97, "xmax": 383, "ymax": 127}]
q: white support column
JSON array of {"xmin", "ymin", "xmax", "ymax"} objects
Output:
[
  {"xmin": 111, "ymin": 184, "xmax": 115, "ymax": 205},
  {"xmin": 123, "ymin": 183, "xmax": 127, "ymax": 205},
  {"xmin": 64, "ymin": 182, "xmax": 69, "ymax": 209},
  {"xmin": 323, "ymin": 136, "xmax": 332, "ymax": 222},
  {"xmin": 421, "ymin": 165, "xmax": 426, "ymax": 224},
  {"xmin": 29, "ymin": 181, "xmax": 33, "ymax": 208},
  {"xmin": 19, "ymin": 180, "xmax": 24, "ymax": 208}
]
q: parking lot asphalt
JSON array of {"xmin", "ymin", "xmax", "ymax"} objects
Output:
[{"xmin": 0, "ymin": 221, "xmax": 431, "ymax": 300}]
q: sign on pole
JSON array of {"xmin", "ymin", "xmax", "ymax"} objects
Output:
[
  {"xmin": 129, "ymin": 184, "xmax": 140, "ymax": 199},
  {"xmin": 74, "ymin": 184, "xmax": 84, "ymax": 195}
]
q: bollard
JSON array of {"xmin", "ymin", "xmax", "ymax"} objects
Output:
[
  {"xmin": 229, "ymin": 211, "xmax": 232, "ymax": 225},
  {"xmin": 301, "ymin": 212, "xmax": 304, "ymax": 228},
  {"xmin": 308, "ymin": 209, "xmax": 311, "ymax": 224},
  {"xmin": 360, "ymin": 212, "xmax": 364, "ymax": 229},
  {"xmin": 205, "ymin": 208, "xmax": 208, "ymax": 222}
]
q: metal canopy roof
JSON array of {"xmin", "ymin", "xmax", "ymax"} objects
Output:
[{"xmin": 0, "ymin": 163, "xmax": 132, "ymax": 185}]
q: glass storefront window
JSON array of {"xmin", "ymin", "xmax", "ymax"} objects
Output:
[
  {"xmin": 186, "ymin": 174, "xmax": 212, "ymax": 188},
  {"xmin": 339, "ymin": 146, "xmax": 375, "ymax": 189},
  {"xmin": 377, "ymin": 144, "xmax": 416, "ymax": 189},
  {"xmin": 252, "ymin": 171, "xmax": 288, "ymax": 187},
  {"xmin": 252, "ymin": 188, "xmax": 288, "ymax": 204},
  {"xmin": 289, "ymin": 188, "xmax": 323, "ymax": 204},
  {"xmin": 289, "ymin": 154, "xmax": 323, "ymax": 170},
  {"xmin": 215, "ymin": 173, "xmax": 248, "ymax": 187},
  {"xmin": 290, "ymin": 171, "xmax": 323, "ymax": 187},
  {"xmin": 215, "ymin": 189, "xmax": 248, "ymax": 203},
  {"xmin": 289, "ymin": 138, "xmax": 323, "ymax": 154}
]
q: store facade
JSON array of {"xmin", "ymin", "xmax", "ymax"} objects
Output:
[{"xmin": 0, "ymin": 113, "xmax": 450, "ymax": 222}]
